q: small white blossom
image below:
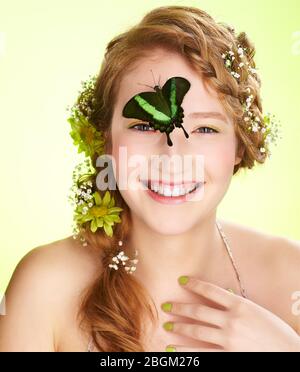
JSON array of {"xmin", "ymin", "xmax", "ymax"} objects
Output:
[{"xmin": 238, "ymin": 47, "xmax": 244, "ymax": 56}]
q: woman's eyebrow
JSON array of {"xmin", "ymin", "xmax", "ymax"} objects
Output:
[{"xmin": 187, "ymin": 111, "xmax": 228, "ymax": 123}]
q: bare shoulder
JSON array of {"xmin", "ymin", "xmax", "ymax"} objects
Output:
[
  {"xmin": 0, "ymin": 236, "xmax": 102, "ymax": 351},
  {"xmin": 219, "ymin": 218, "xmax": 300, "ymax": 334}
]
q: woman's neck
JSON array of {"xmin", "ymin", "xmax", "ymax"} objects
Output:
[{"xmin": 128, "ymin": 209, "xmax": 223, "ymax": 290}]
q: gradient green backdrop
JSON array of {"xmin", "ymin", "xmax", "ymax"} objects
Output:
[{"xmin": 0, "ymin": 0, "xmax": 299, "ymax": 294}]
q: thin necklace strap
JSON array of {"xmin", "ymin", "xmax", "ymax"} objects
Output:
[{"xmin": 215, "ymin": 219, "xmax": 248, "ymax": 299}]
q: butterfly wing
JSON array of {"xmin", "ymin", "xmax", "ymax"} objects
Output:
[
  {"xmin": 122, "ymin": 76, "xmax": 191, "ymax": 146},
  {"xmin": 122, "ymin": 91, "xmax": 171, "ymax": 125},
  {"xmin": 161, "ymin": 76, "xmax": 191, "ymax": 119}
]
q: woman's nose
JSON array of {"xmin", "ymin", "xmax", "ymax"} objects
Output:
[{"xmin": 160, "ymin": 125, "xmax": 191, "ymax": 155}]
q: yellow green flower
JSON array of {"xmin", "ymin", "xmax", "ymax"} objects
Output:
[
  {"xmin": 68, "ymin": 113, "xmax": 105, "ymax": 158},
  {"xmin": 74, "ymin": 190, "xmax": 123, "ymax": 237},
  {"xmin": 67, "ymin": 74, "xmax": 105, "ymax": 158}
]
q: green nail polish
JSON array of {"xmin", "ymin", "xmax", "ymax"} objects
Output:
[
  {"xmin": 163, "ymin": 321, "xmax": 174, "ymax": 331},
  {"xmin": 178, "ymin": 275, "xmax": 189, "ymax": 285},
  {"xmin": 166, "ymin": 345, "xmax": 176, "ymax": 352},
  {"xmin": 161, "ymin": 302, "xmax": 172, "ymax": 312}
]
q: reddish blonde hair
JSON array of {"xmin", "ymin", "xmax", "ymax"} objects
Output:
[{"xmin": 77, "ymin": 5, "xmax": 266, "ymax": 351}]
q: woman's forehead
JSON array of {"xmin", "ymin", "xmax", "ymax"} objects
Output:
[{"xmin": 116, "ymin": 55, "xmax": 226, "ymax": 118}]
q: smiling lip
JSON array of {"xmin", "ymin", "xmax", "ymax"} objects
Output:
[{"xmin": 140, "ymin": 179, "xmax": 205, "ymax": 205}]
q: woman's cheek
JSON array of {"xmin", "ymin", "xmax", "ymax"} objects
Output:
[
  {"xmin": 111, "ymin": 136, "xmax": 146, "ymax": 189},
  {"xmin": 204, "ymin": 140, "xmax": 237, "ymax": 183}
]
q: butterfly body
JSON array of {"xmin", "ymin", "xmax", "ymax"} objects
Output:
[{"xmin": 122, "ymin": 76, "xmax": 191, "ymax": 146}]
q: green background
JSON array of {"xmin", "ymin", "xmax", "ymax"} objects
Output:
[{"xmin": 0, "ymin": 0, "xmax": 299, "ymax": 293}]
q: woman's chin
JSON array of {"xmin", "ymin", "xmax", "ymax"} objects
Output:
[{"xmin": 142, "ymin": 218, "xmax": 200, "ymax": 236}]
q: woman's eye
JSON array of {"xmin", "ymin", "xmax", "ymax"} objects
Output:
[
  {"xmin": 129, "ymin": 123, "xmax": 156, "ymax": 132},
  {"xmin": 195, "ymin": 126, "xmax": 218, "ymax": 134}
]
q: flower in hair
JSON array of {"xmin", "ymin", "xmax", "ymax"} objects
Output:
[
  {"xmin": 221, "ymin": 47, "xmax": 282, "ymax": 157},
  {"xmin": 68, "ymin": 113, "xmax": 105, "ymax": 158},
  {"xmin": 108, "ymin": 241, "xmax": 139, "ymax": 274},
  {"xmin": 222, "ymin": 44, "xmax": 258, "ymax": 81},
  {"xmin": 69, "ymin": 167, "xmax": 123, "ymax": 238},
  {"xmin": 66, "ymin": 74, "xmax": 105, "ymax": 158},
  {"xmin": 67, "ymin": 76, "xmax": 123, "ymax": 241}
]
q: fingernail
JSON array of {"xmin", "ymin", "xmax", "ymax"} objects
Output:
[
  {"xmin": 163, "ymin": 321, "xmax": 174, "ymax": 331},
  {"xmin": 166, "ymin": 345, "xmax": 176, "ymax": 352},
  {"xmin": 161, "ymin": 302, "xmax": 172, "ymax": 312},
  {"xmin": 178, "ymin": 275, "xmax": 189, "ymax": 285}
]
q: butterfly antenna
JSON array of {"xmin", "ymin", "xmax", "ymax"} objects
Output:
[
  {"xmin": 150, "ymin": 69, "xmax": 157, "ymax": 87},
  {"xmin": 137, "ymin": 82, "xmax": 155, "ymax": 90}
]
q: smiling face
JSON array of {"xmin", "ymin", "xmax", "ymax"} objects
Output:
[{"xmin": 110, "ymin": 47, "xmax": 242, "ymax": 235}]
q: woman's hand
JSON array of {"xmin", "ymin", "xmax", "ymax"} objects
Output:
[{"xmin": 161, "ymin": 277, "xmax": 300, "ymax": 352}]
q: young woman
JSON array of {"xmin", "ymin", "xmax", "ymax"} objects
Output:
[{"xmin": 0, "ymin": 5, "xmax": 299, "ymax": 352}]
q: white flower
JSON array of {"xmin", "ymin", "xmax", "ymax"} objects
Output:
[
  {"xmin": 238, "ymin": 47, "xmax": 244, "ymax": 55},
  {"xmin": 251, "ymin": 123, "xmax": 259, "ymax": 132},
  {"xmin": 249, "ymin": 68, "xmax": 258, "ymax": 74},
  {"xmin": 265, "ymin": 134, "xmax": 272, "ymax": 144}
]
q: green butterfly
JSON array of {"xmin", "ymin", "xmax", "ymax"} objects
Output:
[{"xmin": 122, "ymin": 75, "xmax": 191, "ymax": 146}]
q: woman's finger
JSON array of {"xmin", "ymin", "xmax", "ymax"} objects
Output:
[
  {"xmin": 163, "ymin": 321, "xmax": 225, "ymax": 347},
  {"xmin": 165, "ymin": 344, "xmax": 224, "ymax": 352},
  {"xmin": 179, "ymin": 277, "xmax": 238, "ymax": 309},
  {"xmin": 162, "ymin": 302, "xmax": 227, "ymax": 329}
]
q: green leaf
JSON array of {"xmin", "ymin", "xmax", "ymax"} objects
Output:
[
  {"xmin": 108, "ymin": 196, "xmax": 115, "ymax": 208},
  {"xmin": 96, "ymin": 217, "xmax": 104, "ymax": 227},
  {"xmin": 77, "ymin": 214, "xmax": 93, "ymax": 223},
  {"xmin": 102, "ymin": 191, "xmax": 111, "ymax": 207},
  {"xmin": 107, "ymin": 215, "xmax": 121, "ymax": 223},
  {"xmin": 93, "ymin": 192, "xmax": 102, "ymax": 206},
  {"xmin": 108, "ymin": 207, "xmax": 123, "ymax": 214},
  {"xmin": 103, "ymin": 216, "xmax": 115, "ymax": 225},
  {"xmin": 67, "ymin": 117, "xmax": 76, "ymax": 127},
  {"xmin": 103, "ymin": 223, "xmax": 113, "ymax": 237},
  {"xmin": 90, "ymin": 219, "xmax": 98, "ymax": 233}
]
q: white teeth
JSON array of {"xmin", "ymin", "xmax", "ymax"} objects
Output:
[
  {"xmin": 163, "ymin": 187, "xmax": 172, "ymax": 197},
  {"xmin": 172, "ymin": 188, "xmax": 180, "ymax": 197},
  {"xmin": 144, "ymin": 180, "xmax": 200, "ymax": 197}
]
